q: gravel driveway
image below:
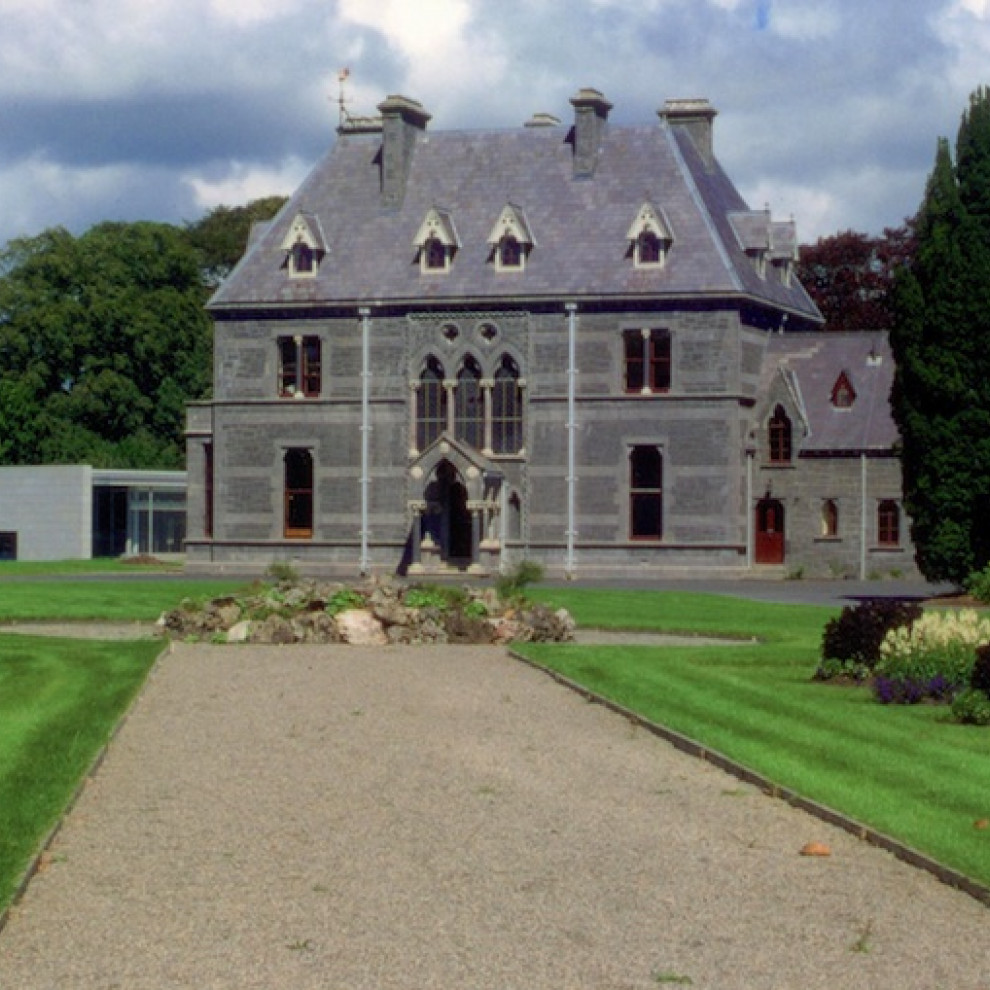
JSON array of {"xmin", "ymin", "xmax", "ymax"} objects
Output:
[{"xmin": 0, "ymin": 643, "xmax": 988, "ymax": 989}]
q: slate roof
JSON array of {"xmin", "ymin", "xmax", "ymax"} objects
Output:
[
  {"xmin": 762, "ymin": 331, "xmax": 899, "ymax": 453},
  {"xmin": 210, "ymin": 96, "xmax": 822, "ymax": 322}
]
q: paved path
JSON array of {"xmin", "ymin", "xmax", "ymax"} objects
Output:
[{"xmin": 1, "ymin": 643, "xmax": 988, "ymax": 989}]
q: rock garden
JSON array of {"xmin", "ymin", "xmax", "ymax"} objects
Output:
[{"xmin": 159, "ymin": 575, "xmax": 576, "ymax": 647}]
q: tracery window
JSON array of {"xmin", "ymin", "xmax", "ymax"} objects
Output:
[
  {"xmin": 417, "ymin": 357, "xmax": 447, "ymax": 450},
  {"xmin": 492, "ymin": 356, "xmax": 523, "ymax": 454},
  {"xmin": 455, "ymin": 356, "xmax": 483, "ymax": 448}
]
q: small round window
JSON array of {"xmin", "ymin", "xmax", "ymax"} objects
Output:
[
  {"xmin": 478, "ymin": 322, "xmax": 498, "ymax": 343},
  {"xmin": 441, "ymin": 323, "xmax": 460, "ymax": 343}
]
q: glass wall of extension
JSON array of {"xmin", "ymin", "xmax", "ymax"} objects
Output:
[
  {"xmin": 0, "ymin": 465, "xmax": 186, "ymax": 561},
  {"xmin": 91, "ymin": 470, "xmax": 187, "ymax": 558}
]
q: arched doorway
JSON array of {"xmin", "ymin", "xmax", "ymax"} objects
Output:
[
  {"xmin": 422, "ymin": 460, "xmax": 473, "ymax": 566},
  {"xmin": 755, "ymin": 497, "xmax": 785, "ymax": 564}
]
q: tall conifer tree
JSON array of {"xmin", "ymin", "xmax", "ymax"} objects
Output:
[{"xmin": 891, "ymin": 88, "xmax": 990, "ymax": 583}]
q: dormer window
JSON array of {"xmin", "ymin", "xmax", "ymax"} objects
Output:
[
  {"xmin": 414, "ymin": 208, "xmax": 458, "ymax": 274},
  {"xmin": 488, "ymin": 204, "xmax": 534, "ymax": 273},
  {"xmin": 423, "ymin": 236, "xmax": 448, "ymax": 271},
  {"xmin": 280, "ymin": 212, "xmax": 326, "ymax": 278},
  {"xmin": 626, "ymin": 202, "xmax": 673, "ymax": 269},
  {"xmin": 637, "ymin": 231, "xmax": 662, "ymax": 265},
  {"xmin": 770, "ymin": 220, "xmax": 798, "ymax": 287},
  {"xmin": 499, "ymin": 235, "xmax": 523, "ymax": 269},
  {"xmin": 831, "ymin": 371, "xmax": 856, "ymax": 409},
  {"xmin": 292, "ymin": 242, "xmax": 314, "ymax": 274}
]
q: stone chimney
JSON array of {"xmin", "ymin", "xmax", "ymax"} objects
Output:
[
  {"xmin": 658, "ymin": 98, "xmax": 718, "ymax": 168},
  {"xmin": 569, "ymin": 87, "xmax": 612, "ymax": 179},
  {"xmin": 377, "ymin": 95, "xmax": 431, "ymax": 209}
]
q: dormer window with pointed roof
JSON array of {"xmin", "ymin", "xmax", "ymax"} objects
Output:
[
  {"xmin": 413, "ymin": 208, "xmax": 459, "ymax": 274},
  {"xmin": 626, "ymin": 202, "xmax": 673, "ymax": 269},
  {"xmin": 729, "ymin": 210, "xmax": 770, "ymax": 279},
  {"xmin": 831, "ymin": 371, "xmax": 856, "ymax": 409},
  {"xmin": 769, "ymin": 219, "xmax": 798, "ymax": 287},
  {"xmin": 280, "ymin": 212, "xmax": 326, "ymax": 278},
  {"xmin": 488, "ymin": 204, "xmax": 534, "ymax": 272}
]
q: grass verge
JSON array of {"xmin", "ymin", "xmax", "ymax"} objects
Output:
[
  {"xmin": 0, "ymin": 579, "xmax": 248, "ymax": 623},
  {"xmin": 0, "ymin": 634, "xmax": 162, "ymax": 912},
  {"xmin": 0, "ymin": 558, "xmax": 182, "ymax": 577},
  {"xmin": 522, "ymin": 588, "xmax": 990, "ymax": 890}
]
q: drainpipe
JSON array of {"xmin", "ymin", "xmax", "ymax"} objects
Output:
[
  {"xmin": 359, "ymin": 307, "xmax": 371, "ymax": 575},
  {"xmin": 860, "ymin": 452, "xmax": 867, "ymax": 581},
  {"xmin": 565, "ymin": 302, "xmax": 578, "ymax": 578},
  {"xmin": 746, "ymin": 450, "xmax": 754, "ymax": 568}
]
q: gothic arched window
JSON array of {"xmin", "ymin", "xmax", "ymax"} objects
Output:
[
  {"xmin": 455, "ymin": 356, "xmax": 483, "ymax": 448},
  {"xmin": 492, "ymin": 355, "xmax": 523, "ymax": 454},
  {"xmin": 417, "ymin": 357, "xmax": 447, "ymax": 450}
]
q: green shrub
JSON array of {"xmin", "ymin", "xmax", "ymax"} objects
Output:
[
  {"xmin": 463, "ymin": 598, "xmax": 488, "ymax": 618},
  {"xmin": 951, "ymin": 688, "xmax": 990, "ymax": 725},
  {"xmin": 496, "ymin": 560, "xmax": 545, "ymax": 601},
  {"xmin": 819, "ymin": 599, "xmax": 922, "ymax": 671},
  {"xmin": 965, "ymin": 564, "xmax": 990, "ymax": 605},
  {"xmin": 813, "ymin": 657, "xmax": 872, "ymax": 683},
  {"xmin": 402, "ymin": 586, "xmax": 451, "ymax": 611},
  {"xmin": 325, "ymin": 588, "xmax": 366, "ymax": 616},
  {"xmin": 266, "ymin": 561, "xmax": 299, "ymax": 584},
  {"xmin": 971, "ymin": 643, "xmax": 990, "ymax": 695}
]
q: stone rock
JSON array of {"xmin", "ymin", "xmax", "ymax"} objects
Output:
[
  {"xmin": 799, "ymin": 841, "xmax": 831, "ymax": 857},
  {"xmin": 250, "ymin": 614, "xmax": 297, "ymax": 645},
  {"xmin": 226, "ymin": 620, "xmax": 253, "ymax": 643},
  {"xmin": 335, "ymin": 609, "xmax": 388, "ymax": 646},
  {"xmin": 488, "ymin": 617, "xmax": 527, "ymax": 644}
]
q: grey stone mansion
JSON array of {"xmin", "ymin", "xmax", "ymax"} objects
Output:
[{"xmin": 184, "ymin": 87, "xmax": 917, "ymax": 579}]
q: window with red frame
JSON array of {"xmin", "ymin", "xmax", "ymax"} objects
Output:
[
  {"xmin": 877, "ymin": 500, "xmax": 900, "ymax": 546},
  {"xmin": 278, "ymin": 336, "xmax": 321, "ymax": 398},
  {"xmin": 629, "ymin": 445, "xmax": 663, "ymax": 539},
  {"xmin": 284, "ymin": 448, "xmax": 314, "ymax": 539},
  {"xmin": 623, "ymin": 329, "xmax": 670, "ymax": 393},
  {"xmin": 768, "ymin": 404, "xmax": 792, "ymax": 463}
]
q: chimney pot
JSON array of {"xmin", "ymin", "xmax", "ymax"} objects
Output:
[
  {"xmin": 376, "ymin": 95, "xmax": 431, "ymax": 208},
  {"xmin": 658, "ymin": 98, "xmax": 718, "ymax": 167},
  {"xmin": 569, "ymin": 87, "xmax": 612, "ymax": 179}
]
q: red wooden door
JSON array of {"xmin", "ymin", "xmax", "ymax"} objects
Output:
[{"xmin": 755, "ymin": 498, "xmax": 785, "ymax": 564}]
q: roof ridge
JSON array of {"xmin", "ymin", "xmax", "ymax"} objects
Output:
[{"xmin": 661, "ymin": 124, "xmax": 741, "ymax": 292}]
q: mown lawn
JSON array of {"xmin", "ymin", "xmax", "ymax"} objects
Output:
[
  {"xmin": 0, "ymin": 558, "xmax": 182, "ymax": 577},
  {"xmin": 0, "ymin": 634, "xmax": 162, "ymax": 912},
  {"xmin": 523, "ymin": 587, "xmax": 990, "ymax": 889},
  {"xmin": 0, "ymin": 578, "xmax": 248, "ymax": 623}
]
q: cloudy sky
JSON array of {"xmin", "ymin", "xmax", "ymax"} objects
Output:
[{"xmin": 1, "ymin": 0, "xmax": 989, "ymax": 248}]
